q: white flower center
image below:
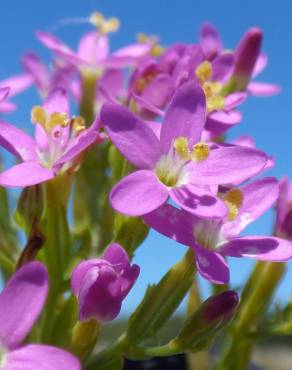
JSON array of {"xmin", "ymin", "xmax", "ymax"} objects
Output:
[{"xmin": 194, "ymin": 220, "xmax": 226, "ymax": 250}]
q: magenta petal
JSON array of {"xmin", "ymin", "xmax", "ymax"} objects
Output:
[
  {"xmin": 219, "ymin": 236, "xmax": 292, "ymax": 262},
  {"xmin": 0, "ymin": 74, "xmax": 33, "ymax": 98},
  {"xmin": 100, "ymin": 69, "xmax": 124, "ymax": 97},
  {"xmin": 141, "ymin": 74, "xmax": 174, "ymax": 111},
  {"xmin": 223, "ymin": 177, "xmax": 279, "ymax": 237},
  {"xmin": 22, "ymin": 52, "xmax": 50, "ymax": 93},
  {"xmin": 0, "ymin": 101, "xmax": 16, "ymax": 113},
  {"xmin": 252, "ymin": 53, "xmax": 268, "ymax": 77},
  {"xmin": 160, "ymin": 82, "xmax": 206, "ymax": 153},
  {"xmin": 212, "ymin": 53, "xmax": 234, "ymax": 82},
  {"xmin": 6, "ymin": 344, "xmax": 80, "ymax": 370},
  {"xmin": 78, "ymin": 265, "xmax": 121, "ymax": 321},
  {"xmin": 36, "ymin": 31, "xmax": 84, "ymax": 66},
  {"xmin": 247, "ymin": 82, "xmax": 281, "ymax": 96},
  {"xmin": 205, "ymin": 111, "xmax": 242, "ymax": 136},
  {"xmin": 143, "ymin": 203, "xmax": 196, "ymax": 246},
  {"xmin": 190, "ymin": 145, "xmax": 267, "ymax": 185},
  {"xmin": 77, "ymin": 32, "xmax": 109, "ymax": 63},
  {"xmin": 0, "ymin": 162, "xmax": 55, "ymax": 188},
  {"xmin": 71, "ymin": 259, "xmax": 101, "ymax": 297},
  {"xmin": 192, "ymin": 244, "xmax": 229, "ymax": 284},
  {"xmin": 0, "ymin": 120, "xmax": 37, "ymax": 161},
  {"xmin": 43, "ymin": 87, "xmax": 69, "ymax": 115},
  {"xmin": 200, "ymin": 23, "xmax": 222, "ymax": 59},
  {"xmin": 132, "ymin": 93, "xmax": 165, "ymax": 117},
  {"xmin": 54, "ymin": 118, "xmax": 100, "ymax": 168},
  {"xmin": 102, "ymin": 243, "xmax": 131, "ymax": 272},
  {"xmin": 110, "ymin": 170, "xmax": 168, "ymax": 216},
  {"xmin": 101, "ymin": 103, "xmax": 161, "ymax": 169},
  {"xmin": 170, "ymin": 184, "xmax": 227, "ymax": 219},
  {"xmin": 0, "ymin": 262, "xmax": 48, "ymax": 349},
  {"xmin": 0, "ymin": 87, "xmax": 10, "ymax": 102},
  {"xmin": 224, "ymin": 92, "xmax": 247, "ymax": 110}
]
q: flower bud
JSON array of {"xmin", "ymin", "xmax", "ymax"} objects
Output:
[
  {"xmin": 171, "ymin": 291, "xmax": 238, "ymax": 351},
  {"xmin": 71, "ymin": 243, "xmax": 139, "ymax": 322},
  {"xmin": 227, "ymin": 28, "xmax": 263, "ymax": 92}
]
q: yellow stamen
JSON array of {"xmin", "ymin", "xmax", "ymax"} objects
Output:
[
  {"xmin": 224, "ymin": 189, "xmax": 244, "ymax": 221},
  {"xmin": 47, "ymin": 112, "xmax": 68, "ymax": 130},
  {"xmin": 71, "ymin": 116, "xmax": 86, "ymax": 134},
  {"xmin": 30, "ymin": 106, "xmax": 68, "ymax": 133},
  {"xmin": 151, "ymin": 44, "xmax": 164, "ymax": 57},
  {"xmin": 174, "ymin": 137, "xmax": 190, "ymax": 160},
  {"xmin": 195, "ymin": 61, "xmax": 213, "ymax": 85},
  {"xmin": 89, "ymin": 12, "xmax": 119, "ymax": 34},
  {"xmin": 206, "ymin": 95, "xmax": 225, "ymax": 112},
  {"xmin": 191, "ymin": 142, "xmax": 210, "ymax": 161},
  {"xmin": 89, "ymin": 12, "xmax": 104, "ymax": 27},
  {"xmin": 137, "ymin": 32, "xmax": 148, "ymax": 43},
  {"xmin": 31, "ymin": 106, "xmax": 47, "ymax": 127}
]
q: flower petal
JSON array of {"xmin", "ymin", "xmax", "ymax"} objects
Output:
[
  {"xmin": 77, "ymin": 32, "xmax": 109, "ymax": 63},
  {"xmin": 0, "ymin": 74, "xmax": 33, "ymax": 98},
  {"xmin": 0, "ymin": 162, "xmax": 54, "ymax": 188},
  {"xmin": 252, "ymin": 53, "xmax": 268, "ymax": 77},
  {"xmin": 170, "ymin": 184, "xmax": 227, "ymax": 219},
  {"xmin": 6, "ymin": 344, "xmax": 80, "ymax": 370},
  {"xmin": 54, "ymin": 117, "xmax": 100, "ymax": 168},
  {"xmin": 192, "ymin": 244, "xmax": 229, "ymax": 284},
  {"xmin": 22, "ymin": 52, "xmax": 50, "ymax": 93},
  {"xmin": 199, "ymin": 23, "xmax": 222, "ymax": 59},
  {"xmin": 43, "ymin": 87, "xmax": 69, "ymax": 115},
  {"xmin": 212, "ymin": 53, "xmax": 234, "ymax": 82},
  {"xmin": 189, "ymin": 145, "xmax": 267, "ymax": 186},
  {"xmin": 78, "ymin": 265, "xmax": 121, "ymax": 322},
  {"xmin": 247, "ymin": 82, "xmax": 281, "ymax": 96},
  {"xmin": 143, "ymin": 203, "xmax": 196, "ymax": 246},
  {"xmin": 101, "ymin": 103, "xmax": 161, "ymax": 169},
  {"xmin": 110, "ymin": 170, "xmax": 169, "ymax": 216},
  {"xmin": 36, "ymin": 31, "xmax": 84, "ymax": 66},
  {"xmin": 219, "ymin": 236, "xmax": 292, "ymax": 261},
  {"xmin": 223, "ymin": 177, "xmax": 279, "ymax": 237},
  {"xmin": 0, "ymin": 120, "xmax": 37, "ymax": 161},
  {"xmin": 0, "ymin": 87, "xmax": 10, "ymax": 102},
  {"xmin": 160, "ymin": 82, "xmax": 206, "ymax": 152},
  {"xmin": 0, "ymin": 262, "xmax": 48, "ymax": 349},
  {"xmin": 0, "ymin": 101, "xmax": 16, "ymax": 113}
]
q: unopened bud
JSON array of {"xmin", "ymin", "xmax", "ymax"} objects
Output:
[{"xmin": 171, "ymin": 291, "xmax": 238, "ymax": 351}]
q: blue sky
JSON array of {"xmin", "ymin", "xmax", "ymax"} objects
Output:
[{"xmin": 1, "ymin": 0, "xmax": 292, "ymax": 314}]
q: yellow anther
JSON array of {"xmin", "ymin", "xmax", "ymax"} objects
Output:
[
  {"xmin": 206, "ymin": 95, "xmax": 225, "ymax": 112},
  {"xmin": 195, "ymin": 61, "xmax": 213, "ymax": 85},
  {"xmin": 151, "ymin": 44, "xmax": 164, "ymax": 57},
  {"xmin": 100, "ymin": 18, "xmax": 120, "ymax": 34},
  {"xmin": 137, "ymin": 32, "xmax": 148, "ymax": 43},
  {"xmin": 71, "ymin": 116, "xmax": 86, "ymax": 134},
  {"xmin": 47, "ymin": 112, "xmax": 68, "ymax": 130},
  {"xmin": 31, "ymin": 106, "xmax": 47, "ymax": 127},
  {"xmin": 90, "ymin": 12, "xmax": 119, "ymax": 34},
  {"xmin": 174, "ymin": 137, "xmax": 190, "ymax": 160},
  {"xmin": 89, "ymin": 12, "xmax": 104, "ymax": 27},
  {"xmin": 191, "ymin": 142, "xmax": 210, "ymax": 162},
  {"xmin": 224, "ymin": 189, "xmax": 244, "ymax": 221},
  {"xmin": 203, "ymin": 81, "xmax": 222, "ymax": 98},
  {"xmin": 31, "ymin": 106, "xmax": 68, "ymax": 132}
]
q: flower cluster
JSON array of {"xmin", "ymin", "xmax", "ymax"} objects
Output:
[{"xmin": 0, "ymin": 11, "xmax": 291, "ymax": 370}]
